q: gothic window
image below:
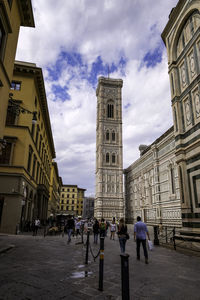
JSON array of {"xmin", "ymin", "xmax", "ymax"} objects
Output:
[
  {"xmin": 176, "ymin": 11, "xmax": 200, "ymax": 58},
  {"xmin": 106, "ymin": 130, "xmax": 109, "ymax": 141},
  {"xmin": 112, "ymin": 130, "xmax": 115, "ymax": 141},
  {"xmin": 170, "ymin": 167, "xmax": 175, "ymax": 194},
  {"xmin": 106, "ymin": 153, "xmax": 109, "ymax": 163},
  {"xmin": 179, "ymin": 166, "xmax": 184, "ymax": 203},
  {"xmin": 174, "ymin": 107, "xmax": 178, "ymax": 132},
  {"xmin": 112, "ymin": 154, "xmax": 116, "ymax": 164},
  {"xmin": 107, "ymin": 103, "xmax": 114, "ymax": 118}
]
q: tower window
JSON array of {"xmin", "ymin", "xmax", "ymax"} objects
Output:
[
  {"xmin": 107, "ymin": 104, "xmax": 114, "ymax": 118},
  {"xmin": 106, "ymin": 130, "xmax": 109, "ymax": 141},
  {"xmin": 112, "ymin": 154, "xmax": 116, "ymax": 164},
  {"xmin": 106, "ymin": 153, "xmax": 109, "ymax": 163},
  {"xmin": 112, "ymin": 130, "xmax": 115, "ymax": 141}
]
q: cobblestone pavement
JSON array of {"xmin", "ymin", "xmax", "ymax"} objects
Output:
[{"xmin": 0, "ymin": 232, "xmax": 200, "ymax": 300}]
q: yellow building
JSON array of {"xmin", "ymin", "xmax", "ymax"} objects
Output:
[
  {"xmin": 60, "ymin": 185, "xmax": 86, "ymax": 217},
  {"xmin": 0, "ymin": 0, "xmax": 34, "ymax": 152},
  {"xmin": 49, "ymin": 161, "xmax": 61, "ymax": 217},
  {"xmin": 0, "ymin": 61, "xmax": 56, "ymax": 233}
]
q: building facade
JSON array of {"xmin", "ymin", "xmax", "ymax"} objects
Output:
[
  {"xmin": 0, "ymin": 0, "xmax": 34, "ymax": 153},
  {"xmin": 49, "ymin": 161, "xmax": 61, "ymax": 218},
  {"xmin": 0, "ymin": 61, "xmax": 56, "ymax": 233},
  {"xmin": 124, "ymin": 127, "xmax": 182, "ymax": 228},
  {"xmin": 95, "ymin": 77, "xmax": 124, "ymax": 221},
  {"xmin": 83, "ymin": 197, "xmax": 94, "ymax": 219},
  {"xmin": 59, "ymin": 185, "xmax": 86, "ymax": 217},
  {"xmin": 162, "ymin": 0, "xmax": 200, "ymax": 235}
]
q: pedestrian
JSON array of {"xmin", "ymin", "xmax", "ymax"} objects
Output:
[
  {"xmin": 93, "ymin": 219, "xmax": 99, "ymax": 244},
  {"xmin": 117, "ymin": 218, "xmax": 128, "ymax": 253},
  {"xmin": 99, "ymin": 218, "xmax": 106, "ymax": 237},
  {"xmin": 110, "ymin": 220, "xmax": 117, "ymax": 240},
  {"xmin": 33, "ymin": 218, "xmax": 40, "ymax": 236},
  {"xmin": 75, "ymin": 218, "xmax": 81, "ymax": 237},
  {"xmin": 65, "ymin": 215, "xmax": 75, "ymax": 244},
  {"xmin": 134, "ymin": 216, "xmax": 150, "ymax": 264}
]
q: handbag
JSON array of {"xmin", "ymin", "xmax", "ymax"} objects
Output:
[
  {"xmin": 148, "ymin": 240, "xmax": 153, "ymax": 251},
  {"xmin": 125, "ymin": 233, "xmax": 130, "ymax": 240}
]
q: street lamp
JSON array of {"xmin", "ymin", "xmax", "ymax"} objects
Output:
[{"xmin": 8, "ymin": 93, "xmax": 37, "ymax": 125}]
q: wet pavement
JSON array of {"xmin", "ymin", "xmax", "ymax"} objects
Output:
[{"xmin": 0, "ymin": 231, "xmax": 200, "ymax": 300}]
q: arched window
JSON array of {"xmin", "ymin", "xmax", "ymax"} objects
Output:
[
  {"xmin": 107, "ymin": 103, "xmax": 114, "ymax": 118},
  {"xmin": 112, "ymin": 154, "xmax": 116, "ymax": 164},
  {"xmin": 106, "ymin": 153, "xmax": 109, "ymax": 163},
  {"xmin": 176, "ymin": 11, "xmax": 200, "ymax": 58},
  {"xmin": 174, "ymin": 107, "xmax": 178, "ymax": 132},
  {"xmin": 106, "ymin": 130, "xmax": 109, "ymax": 141},
  {"xmin": 112, "ymin": 130, "xmax": 115, "ymax": 141}
]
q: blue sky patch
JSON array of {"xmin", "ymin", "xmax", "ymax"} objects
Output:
[
  {"xmin": 143, "ymin": 45, "xmax": 163, "ymax": 68},
  {"xmin": 52, "ymin": 84, "xmax": 71, "ymax": 101}
]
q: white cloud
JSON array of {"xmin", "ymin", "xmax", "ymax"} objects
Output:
[{"xmin": 16, "ymin": 0, "xmax": 178, "ymax": 195}]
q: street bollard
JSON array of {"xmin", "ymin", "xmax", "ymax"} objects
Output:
[
  {"xmin": 98, "ymin": 237, "xmax": 104, "ymax": 291},
  {"xmin": 85, "ymin": 230, "xmax": 90, "ymax": 264},
  {"xmin": 120, "ymin": 253, "xmax": 130, "ymax": 300},
  {"xmin": 173, "ymin": 227, "xmax": 176, "ymax": 250},
  {"xmin": 165, "ymin": 227, "xmax": 168, "ymax": 244},
  {"xmin": 153, "ymin": 226, "xmax": 159, "ymax": 245}
]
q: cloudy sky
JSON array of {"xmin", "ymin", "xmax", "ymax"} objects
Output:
[{"xmin": 16, "ymin": 0, "xmax": 178, "ymax": 196}]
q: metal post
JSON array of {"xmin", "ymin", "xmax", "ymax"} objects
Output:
[
  {"xmin": 165, "ymin": 227, "xmax": 168, "ymax": 244},
  {"xmin": 153, "ymin": 226, "xmax": 159, "ymax": 245},
  {"xmin": 173, "ymin": 227, "xmax": 176, "ymax": 250},
  {"xmin": 120, "ymin": 253, "xmax": 130, "ymax": 300},
  {"xmin": 85, "ymin": 230, "xmax": 90, "ymax": 264},
  {"xmin": 98, "ymin": 237, "xmax": 104, "ymax": 291}
]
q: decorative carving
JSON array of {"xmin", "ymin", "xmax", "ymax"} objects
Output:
[
  {"xmin": 181, "ymin": 64, "xmax": 186, "ymax": 87},
  {"xmin": 195, "ymin": 93, "xmax": 200, "ymax": 117},
  {"xmin": 185, "ymin": 100, "xmax": 191, "ymax": 125},
  {"xmin": 189, "ymin": 53, "xmax": 195, "ymax": 77}
]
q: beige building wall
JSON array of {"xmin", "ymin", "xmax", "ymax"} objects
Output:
[
  {"xmin": 0, "ymin": 0, "xmax": 34, "ymax": 147},
  {"xmin": 0, "ymin": 61, "xmax": 56, "ymax": 233},
  {"xmin": 59, "ymin": 185, "xmax": 85, "ymax": 217}
]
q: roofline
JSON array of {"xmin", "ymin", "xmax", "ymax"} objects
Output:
[
  {"xmin": 161, "ymin": 0, "xmax": 187, "ymax": 44},
  {"xmin": 13, "ymin": 61, "xmax": 56, "ymax": 158},
  {"xmin": 124, "ymin": 125, "xmax": 174, "ymax": 174}
]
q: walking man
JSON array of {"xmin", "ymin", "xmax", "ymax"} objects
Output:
[
  {"xmin": 134, "ymin": 216, "xmax": 150, "ymax": 264},
  {"xmin": 65, "ymin": 215, "xmax": 75, "ymax": 244}
]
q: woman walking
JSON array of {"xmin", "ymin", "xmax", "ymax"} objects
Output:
[
  {"xmin": 93, "ymin": 219, "xmax": 100, "ymax": 244},
  {"xmin": 117, "ymin": 218, "xmax": 128, "ymax": 253},
  {"xmin": 110, "ymin": 220, "xmax": 117, "ymax": 240}
]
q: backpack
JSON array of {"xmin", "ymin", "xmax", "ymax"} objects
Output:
[{"xmin": 100, "ymin": 222, "xmax": 106, "ymax": 231}]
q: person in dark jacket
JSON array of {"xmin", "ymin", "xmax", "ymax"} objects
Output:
[
  {"xmin": 65, "ymin": 215, "xmax": 75, "ymax": 244},
  {"xmin": 93, "ymin": 219, "xmax": 100, "ymax": 244},
  {"xmin": 117, "ymin": 218, "xmax": 128, "ymax": 253}
]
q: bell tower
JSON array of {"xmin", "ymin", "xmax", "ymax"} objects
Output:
[{"xmin": 94, "ymin": 77, "xmax": 124, "ymax": 221}]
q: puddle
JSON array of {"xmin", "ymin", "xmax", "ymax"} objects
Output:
[
  {"xmin": 77, "ymin": 265, "xmax": 84, "ymax": 268},
  {"xmin": 70, "ymin": 271, "xmax": 93, "ymax": 278}
]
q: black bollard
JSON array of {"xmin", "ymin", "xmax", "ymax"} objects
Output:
[
  {"xmin": 98, "ymin": 237, "xmax": 104, "ymax": 291},
  {"xmin": 85, "ymin": 230, "xmax": 90, "ymax": 264},
  {"xmin": 153, "ymin": 226, "xmax": 159, "ymax": 245},
  {"xmin": 120, "ymin": 253, "xmax": 130, "ymax": 300},
  {"xmin": 165, "ymin": 227, "xmax": 168, "ymax": 244},
  {"xmin": 173, "ymin": 227, "xmax": 176, "ymax": 250}
]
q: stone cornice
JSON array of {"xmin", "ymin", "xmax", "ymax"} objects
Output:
[
  {"xmin": 96, "ymin": 76, "xmax": 123, "ymax": 96},
  {"xmin": 17, "ymin": 0, "xmax": 35, "ymax": 27}
]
